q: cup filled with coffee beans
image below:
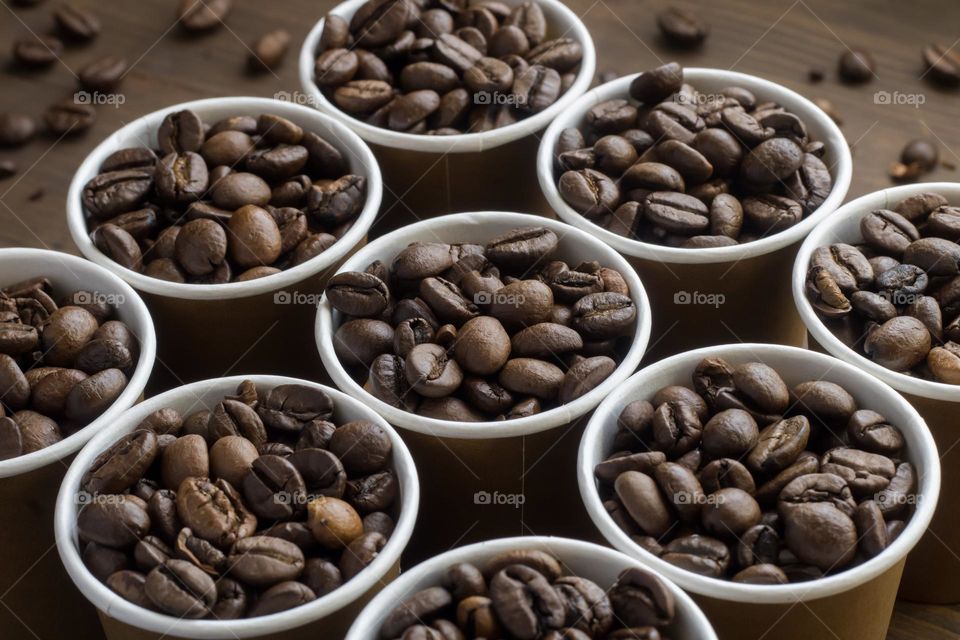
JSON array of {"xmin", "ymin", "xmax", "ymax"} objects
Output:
[
  {"xmin": 316, "ymin": 211, "xmax": 650, "ymax": 562},
  {"xmin": 345, "ymin": 536, "xmax": 718, "ymax": 640},
  {"xmin": 67, "ymin": 96, "xmax": 382, "ymax": 387},
  {"xmin": 538, "ymin": 63, "xmax": 851, "ymax": 361},
  {"xmin": 0, "ymin": 248, "xmax": 155, "ymax": 640},
  {"xmin": 579, "ymin": 343, "xmax": 939, "ymax": 640},
  {"xmin": 55, "ymin": 375, "xmax": 418, "ymax": 640},
  {"xmin": 794, "ymin": 182, "xmax": 960, "ymax": 603},
  {"xmin": 299, "ymin": 0, "xmax": 596, "ymax": 225}
]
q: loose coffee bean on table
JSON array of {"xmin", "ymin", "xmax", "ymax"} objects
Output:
[
  {"xmin": 76, "ymin": 380, "xmax": 400, "ymax": 619},
  {"xmin": 80, "ymin": 109, "xmax": 366, "ymax": 284},
  {"xmin": 380, "ymin": 549, "xmax": 678, "ymax": 639},
  {"xmin": 595, "ymin": 357, "xmax": 918, "ymax": 583},
  {"xmin": 807, "ymin": 191, "xmax": 960, "ymax": 385},
  {"xmin": 554, "ymin": 62, "xmax": 835, "ymax": 248},
  {"xmin": 313, "ymin": 0, "xmax": 584, "ymax": 135},
  {"xmin": 326, "ymin": 225, "xmax": 639, "ymax": 421},
  {"xmin": 656, "ymin": 6, "xmax": 709, "ymax": 48},
  {"xmin": 0, "ymin": 276, "xmax": 138, "ymax": 461}
]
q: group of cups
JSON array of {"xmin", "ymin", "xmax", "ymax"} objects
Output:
[{"xmin": 0, "ymin": 1, "xmax": 954, "ymax": 640}]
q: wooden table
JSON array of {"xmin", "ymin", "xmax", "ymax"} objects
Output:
[{"xmin": 1, "ymin": 0, "xmax": 958, "ymax": 638}]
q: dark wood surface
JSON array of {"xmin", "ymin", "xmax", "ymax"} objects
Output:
[{"xmin": 1, "ymin": 0, "xmax": 959, "ymax": 637}]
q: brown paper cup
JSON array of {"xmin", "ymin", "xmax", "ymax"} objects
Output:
[
  {"xmin": 66, "ymin": 97, "xmax": 383, "ymax": 390},
  {"xmin": 579, "ymin": 344, "xmax": 940, "ymax": 640},
  {"xmin": 793, "ymin": 182, "xmax": 960, "ymax": 604},
  {"xmin": 54, "ymin": 376, "xmax": 419, "ymax": 640},
  {"xmin": 538, "ymin": 69, "xmax": 852, "ymax": 362},
  {"xmin": 297, "ymin": 0, "xmax": 596, "ymax": 228},
  {"xmin": 345, "ymin": 537, "xmax": 718, "ymax": 640},
  {"xmin": 316, "ymin": 212, "xmax": 651, "ymax": 564},
  {"xmin": 0, "ymin": 249, "xmax": 156, "ymax": 640}
]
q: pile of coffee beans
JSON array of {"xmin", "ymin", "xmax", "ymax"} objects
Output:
[
  {"xmin": 325, "ymin": 226, "xmax": 638, "ymax": 421},
  {"xmin": 596, "ymin": 357, "xmax": 917, "ymax": 584},
  {"xmin": 314, "ymin": 0, "xmax": 583, "ymax": 134},
  {"xmin": 0, "ymin": 277, "xmax": 138, "ymax": 461},
  {"xmin": 81, "ymin": 109, "xmax": 366, "ymax": 284},
  {"xmin": 554, "ymin": 62, "xmax": 834, "ymax": 248},
  {"xmin": 380, "ymin": 549, "xmax": 677, "ymax": 639},
  {"xmin": 76, "ymin": 380, "xmax": 400, "ymax": 619},
  {"xmin": 807, "ymin": 192, "xmax": 960, "ymax": 385}
]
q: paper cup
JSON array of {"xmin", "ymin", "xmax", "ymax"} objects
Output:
[
  {"xmin": 66, "ymin": 97, "xmax": 383, "ymax": 389},
  {"xmin": 316, "ymin": 212, "xmax": 651, "ymax": 562},
  {"xmin": 538, "ymin": 69, "xmax": 852, "ymax": 361},
  {"xmin": 793, "ymin": 182, "xmax": 960, "ymax": 603},
  {"xmin": 55, "ymin": 375, "xmax": 419, "ymax": 640},
  {"xmin": 579, "ymin": 343, "xmax": 940, "ymax": 640},
  {"xmin": 346, "ymin": 536, "xmax": 718, "ymax": 640},
  {"xmin": 298, "ymin": 0, "xmax": 596, "ymax": 230},
  {"xmin": 0, "ymin": 248, "xmax": 156, "ymax": 640}
]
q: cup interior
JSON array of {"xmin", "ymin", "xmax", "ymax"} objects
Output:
[
  {"xmin": 345, "ymin": 536, "xmax": 718, "ymax": 640},
  {"xmin": 0, "ymin": 248, "xmax": 156, "ymax": 479},
  {"xmin": 66, "ymin": 96, "xmax": 383, "ymax": 301},
  {"xmin": 793, "ymin": 181, "xmax": 960, "ymax": 403},
  {"xmin": 297, "ymin": 0, "xmax": 597, "ymax": 153},
  {"xmin": 579, "ymin": 343, "xmax": 940, "ymax": 604},
  {"xmin": 54, "ymin": 375, "xmax": 419, "ymax": 639},
  {"xmin": 316, "ymin": 211, "xmax": 652, "ymax": 439},
  {"xmin": 537, "ymin": 68, "xmax": 853, "ymax": 265}
]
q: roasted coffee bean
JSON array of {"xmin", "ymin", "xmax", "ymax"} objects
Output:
[
  {"xmin": 249, "ymin": 28, "xmax": 291, "ymax": 71},
  {"xmin": 0, "ymin": 113, "xmax": 36, "ymax": 147},
  {"xmin": 656, "ymin": 7, "xmax": 708, "ymax": 47},
  {"xmin": 838, "ymin": 49, "xmax": 875, "ymax": 84},
  {"xmin": 54, "ymin": 4, "xmax": 101, "ymax": 40},
  {"xmin": 45, "ymin": 101, "xmax": 96, "ymax": 135},
  {"xmin": 178, "ymin": 0, "xmax": 232, "ymax": 32},
  {"xmin": 145, "ymin": 559, "xmax": 216, "ymax": 618},
  {"xmin": 13, "ymin": 36, "xmax": 64, "ymax": 67}
]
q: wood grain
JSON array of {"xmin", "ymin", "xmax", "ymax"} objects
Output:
[{"xmin": 1, "ymin": 1, "xmax": 959, "ymax": 637}]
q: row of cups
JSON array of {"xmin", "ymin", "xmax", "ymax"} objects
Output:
[
  {"xmin": 0, "ymin": 201, "xmax": 950, "ymax": 640},
  {"xmin": 1, "ymin": 1, "xmax": 957, "ymax": 639}
]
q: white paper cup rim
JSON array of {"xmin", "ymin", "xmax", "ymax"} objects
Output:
[
  {"xmin": 316, "ymin": 211, "xmax": 652, "ymax": 439},
  {"xmin": 298, "ymin": 0, "xmax": 597, "ymax": 154},
  {"xmin": 345, "ymin": 536, "xmax": 718, "ymax": 640},
  {"xmin": 537, "ymin": 68, "xmax": 853, "ymax": 265},
  {"xmin": 0, "ymin": 248, "xmax": 156, "ymax": 479},
  {"xmin": 54, "ymin": 375, "xmax": 420, "ymax": 639},
  {"xmin": 66, "ymin": 96, "xmax": 383, "ymax": 301},
  {"xmin": 579, "ymin": 343, "xmax": 941, "ymax": 604},
  {"xmin": 793, "ymin": 182, "xmax": 960, "ymax": 403}
]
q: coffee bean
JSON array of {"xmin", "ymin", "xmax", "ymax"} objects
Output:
[
  {"xmin": 54, "ymin": 4, "xmax": 101, "ymax": 40},
  {"xmin": 656, "ymin": 7, "xmax": 709, "ymax": 47},
  {"xmin": 249, "ymin": 29, "xmax": 291, "ymax": 72},
  {"xmin": 44, "ymin": 101, "xmax": 96, "ymax": 135},
  {"xmin": 923, "ymin": 43, "xmax": 960, "ymax": 85},
  {"xmin": 79, "ymin": 56, "xmax": 128, "ymax": 92},
  {"xmin": 178, "ymin": 0, "xmax": 231, "ymax": 32},
  {"xmin": 0, "ymin": 113, "xmax": 37, "ymax": 147},
  {"xmin": 838, "ymin": 49, "xmax": 875, "ymax": 83},
  {"xmin": 13, "ymin": 36, "xmax": 64, "ymax": 67}
]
